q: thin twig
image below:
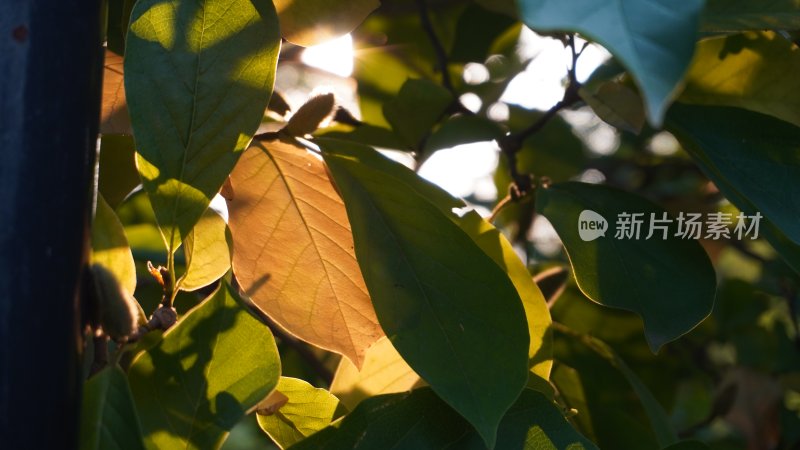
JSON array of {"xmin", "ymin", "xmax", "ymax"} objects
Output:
[
  {"xmin": 488, "ymin": 194, "xmax": 513, "ymax": 224},
  {"xmin": 415, "ymin": 0, "xmax": 455, "ymax": 93}
]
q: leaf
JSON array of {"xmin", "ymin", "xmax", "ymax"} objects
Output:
[
  {"xmin": 106, "ymin": 0, "xmax": 136, "ymax": 55},
  {"xmin": 125, "ymin": 0, "xmax": 281, "ymax": 251},
  {"xmin": 80, "ymin": 366, "xmax": 146, "ymax": 450},
  {"xmin": 553, "ymin": 324, "xmax": 679, "ymax": 448},
  {"xmin": 98, "ymin": 135, "xmax": 139, "ymax": 208},
  {"xmin": 92, "ymin": 194, "xmax": 136, "ymax": 295},
  {"xmin": 666, "ymin": 104, "xmax": 800, "ymax": 245},
  {"xmin": 449, "ymin": 3, "xmax": 518, "ymax": 63},
  {"xmin": 422, "ymin": 115, "xmax": 505, "ymax": 156},
  {"xmin": 318, "ymin": 138, "xmax": 530, "ymax": 448},
  {"xmin": 702, "ymin": 0, "xmax": 800, "ymax": 32},
  {"xmin": 128, "ymin": 281, "xmax": 280, "ymax": 450},
  {"xmin": 680, "ymin": 31, "xmax": 800, "ymax": 129},
  {"xmin": 551, "ymin": 363, "xmax": 596, "ymax": 441},
  {"xmin": 316, "ymin": 123, "xmax": 408, "ymax": 151},
  {"xmin": 273, "ymin": 0, "xmax": 379, "ymax": 46},
  {"xmin": 226, "ymin": 140, "xmax": 382, "ymax": 367},
  {"xmin": 256, "ymin": 377, "xmax": 340, "ymax": 449},
  {"xmin": 508, "ymin": 105, "xmax": 587, "ymax": 182},
  {"xmin": 179, "ymin": 208, "xmax": 232, "ymax": 292},
  {"xmin": 330, "ymin": 336, "xmax": 422, "ymax": 411},
  {"xmin": 383, "ymin": 79, "xmax": 453, "ymax": 149},
  {"xmin": 290, "ymin": 388, "xmax": 597, "ymax": 450},
  {"xmin": 579, "ymin": 81, "xmax": 645, "ymax": 134},
  {"xmin": 101, "ymin": 50, "xmax": 131, "ymax": 135},
  {"xmin": 283, "ymin": 93, "xmax": 335, "ymax": 137},
  {"xmin": 535, "ymin": 182, "xmax": 716, "ymax": 352},
  {"xmin": 444, "ymin": 389, "xmax": 599, "ymax": 450},
  {"xmin": 517, "ymin": 0, "xmax": 704, "ymax": 125}
]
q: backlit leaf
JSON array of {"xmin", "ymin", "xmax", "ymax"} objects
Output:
[
  {"xmin": 319, "ymin": 138, "xmax": 530, "ymax": 448},
  {"xmin": 517, "ymin": 0, "xmax": 703, "ymax": 125},
  {"xmin": 92, "ymin": 194, "xmax": 136, "ymax": 295},
  {"xmin": 330, "ymin": 336, "xmax": 422, "ymax": 411},
  {"xmin": 273, "ymin": 0, "xmax": 379, "ymax": 46},
  {"xmin": 128, "ymin": 281, "xmax": 280, "ymax": 450},
  {"xmin": 256, "ymin": 377, "xmax": 340, "ymax": 449},
  {"xmin": 227, "ymin": 140, "xmax": 383, "ymax": 368},
  {"xmin": 681, "ymin": 31, "xmax": 800, "ymax": 129},
  {"xmin": 179, "ymin": 208, "xmax": 232, "ymax": 292},
  {"xmin": 101, "ymin": 50, "xmax": 131, "ymax": 135},
  {"xmin": 536, "ymin": 182, "xmax": 716, "ymax": 352},
  {"xmin": 125, "ymin": 0, "xmax": 281, "ymax": 250}
]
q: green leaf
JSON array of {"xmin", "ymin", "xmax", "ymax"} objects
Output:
[
  {"xmin": 579, "ymin": 81, "xmax": 645, "ymax": 134},
  {"xmin": 507, "ymin": 105, "xmax": 586, "ymax": 182},
  {"xmin": 273, "ymin": 0, "xmax": 379, "ymax": 46},
  {"xmin": 681, "ymin": 31, "xmax": 800, "ymax": 129},
  {"xmin": 98, "ymin": 135, "xmax": 139, "ymax": 208},
  {"xmin": 256, "ymin": 377, "xmax": 340, "ymax": 449},
  {"xmin": 535, "ymin": 182, "xmax": 716, "ymax": 352},
  {"xmin": 179, "ymin": 208, "xmax": 232, "ymax": 292},
  {"xmin": 318, "ymin": 138, "xmax": 530, "ymax": 448},
  {"xmin": 80, "ymin": 366, "xmax": 146, "ymax": 450},
  {"xmin": 553, "ymin": 323, "xmax": 679, "ymax": 448},
  {"xmin": 125, "ymin": 0, "xmax": 281, "ymax": 251},
  {"xmin": 290, "ymin": 388, "xmax": 597, "ymax": 450},
  {"xmin": 702, "ymin": 0, "xmax": 800, "ymax": 31},
  {"xmin": 449, "ymin": 3, "xmax": 517, "ymax": 63},
  {"xmin": 422, "ymin": 115, "xmax": 505, "ymax": 157},
  {"xmin": 383, "ymin": 79, "xmax": 453, "ymax": 150},
  {"xmin": 316, "ymin": 123, "xmax": 408, "ymax": 151},
  {"xmin": 92, "ymin": 194, "xmax": 136, "ymax": 295},
  {"xmin": 551, "ymin": 363, "xmax": 596, "ymax": 441},
  {"xmin": 666, "ymin": 104, "xmax": 800, "ymax": 245},
  {"xmin": 106, "ymin": 0, "xmax": 135, "ymax": 55},
  {"xmin": 444, "ymin": 389, "xmax": 599, "ymax": 450},
  {"xmin": 128, "ymin": 280, "xmax": 280, "ymax": 450},
  {"xmin": 517, "ymin": 0, "xmax": 704, "ymax": 125}
]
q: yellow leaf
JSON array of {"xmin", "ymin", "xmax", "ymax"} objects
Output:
[
  {"xmin": 681, "ymin": 31, "xmax": 800, "ymax": 128},
  {"xmin": 101, "ymin": 50, "xmax": 131, "ymax": 135},
  {"xmin": 330, "ymin": 337, "xmax": 423, "ymax": 410},
  {"xmin": 179, "ymin": 208, "xmax": 232, "ymax": 292},
  {"xmin": 227, "ymin": 140, "xmax": 383, "ymax": 367}
]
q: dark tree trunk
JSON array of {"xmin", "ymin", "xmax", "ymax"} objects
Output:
[{"xmin": 0, "ymin": 0, "xmax": 104, "ymax": 448}]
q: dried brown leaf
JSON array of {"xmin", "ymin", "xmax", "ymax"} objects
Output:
[{"xmin": 227, "ymin": 140, "xmax": 383, "ymax": 367}]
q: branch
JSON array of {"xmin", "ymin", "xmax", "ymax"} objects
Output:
[
  {"xmin": 496, "ymin": 34, "xmax": 583, "ymax": 193},
  {"xmin": 415, "ymin": 0, "xmax": 455, "ymax": 94}
]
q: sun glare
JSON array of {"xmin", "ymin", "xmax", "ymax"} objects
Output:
[{"xmin": 301, "ymin": 34, "xmax": 355, "ymax": 78}]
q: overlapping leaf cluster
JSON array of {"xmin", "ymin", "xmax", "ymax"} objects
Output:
[{"xmin": 83, "ymin": 0, "xmax": 800, "ymax": 449}]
